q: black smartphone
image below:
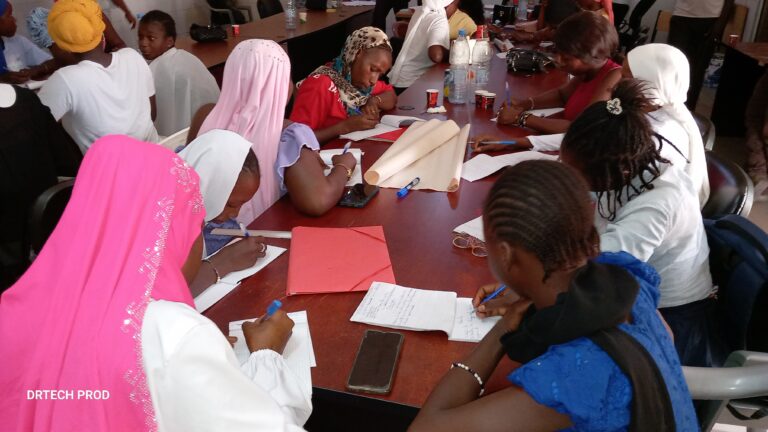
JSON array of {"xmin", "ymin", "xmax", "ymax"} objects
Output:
[
  {"xmin": 346, "ymin": 330, "xmax": 404, "ymax": 395},
  {"xmin": 338, "ymin": 184, "xmax": 380, "ymax": 208}
]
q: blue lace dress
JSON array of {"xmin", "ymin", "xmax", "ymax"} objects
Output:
[{"xmin": 507, "ymin": 252, "xmax": 699, "ymax": 431}]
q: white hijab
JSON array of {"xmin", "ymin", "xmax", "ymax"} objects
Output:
[
  {"xmin": 627, "ymin": 43, "xmax": 710, "ymax": 207},
  {"xmin": 388, "ymin": 0, "xmax": 455, "ymax": 85},
  {"xmin": 178, "ymin": 129, "xmax": 252, "ymax": 223},
  {"xmin": 150, "ymin": 48, "xmax": 221, "ymax": 137}
]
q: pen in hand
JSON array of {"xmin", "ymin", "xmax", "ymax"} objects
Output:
[
  {"xmin": 262, "ymin": 299, "xmax": 282, "ymax": 321},
  {"xmin": 472, "ymin": 284, "xmax": 507, "ymax": 314}
]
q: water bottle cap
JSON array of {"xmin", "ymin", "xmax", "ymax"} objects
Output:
[{"xmin": 458, "ymin": 29, "xmax": 466, "ymax": 37}]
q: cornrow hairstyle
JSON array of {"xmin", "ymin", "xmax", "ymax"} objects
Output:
[
  {"xmin": 561, "ymin": 79, "xmax": 670, "ymax": 221},
  {"xmin": 241, "ymin": 148, "xmax": 260, "ymax": 177},
  {"xmin": 140, "ymin": 10, "xmax": 177, "ymax": 41},
  {"xmin": 554, "ymin": 10, "xmax": 618, "ymax": 65},
  {"xmin": 484, "ymin": 160, "xmax": 599, "ymax": 280}
]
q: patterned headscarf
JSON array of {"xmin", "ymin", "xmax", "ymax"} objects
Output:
[
  {"xmin": 26, "ymin": 7, "xmax": 53, "ymax": 49},
  {"xmin": 301, "ymin": 26, "xmax": 391, "ymax": 115}
]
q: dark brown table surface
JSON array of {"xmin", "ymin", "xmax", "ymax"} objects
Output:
[
  {"xmin": 202, "ymin": 55, "xmax": 569, "ymax": 407},
  {"xmin": 733, "ymin": 42, "xmax": 768, "ymax": 66},
  {"xmin": 176, "ymin": 5, "xmax": 374, "ymax": 69}
]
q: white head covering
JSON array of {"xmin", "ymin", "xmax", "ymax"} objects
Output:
[
  {"xmin": 627, "ymin": 43, "xmax": 710, "ymax": 207},
  {"xmin": 178, "ymin": 129, "xmax": 252, "ymax": 223},
  {"xmin": 388, "ymin": 0, "xmax": 455, "ymax": 85}
]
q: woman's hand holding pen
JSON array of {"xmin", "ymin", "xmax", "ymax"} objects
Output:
[
  {"xmin": 211, "ymin": 236, "xmax": 267, "ymax": 275},
  {"xmin": 343, "ymin": 112, "xmax": 379, "ymax": 133},
  {"xmin": 361, "ymin": 98, "xmax": 381, "ymax": 117},
  {"xmin": 243, "ymin": 310, "xmax": 294, "ymax": 354},
  {"xmin": 497, "ymin": 102, "xmax": 525, "ymax": 126}
]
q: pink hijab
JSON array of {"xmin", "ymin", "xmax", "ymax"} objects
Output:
[
  {"xmin": 198, "ymin": 39, "xmax": 291, "ymax": 224},
  {"xmin": 0, "ymin": 136, "xmax": 204, "ymax": 431}
]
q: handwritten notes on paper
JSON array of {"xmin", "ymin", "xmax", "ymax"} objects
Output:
[{"xmin": 350, "ymin": 282, "xmax": 500, "ymax": 342}]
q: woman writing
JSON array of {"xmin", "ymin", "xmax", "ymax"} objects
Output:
[{"xmin": 290, "ymin": 27, "xmax": 397, "ymax": 144}]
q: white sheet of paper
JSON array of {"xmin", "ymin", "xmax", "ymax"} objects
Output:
[
  {"xmin": 461, "ymin": 151, "xmax": 558, "ymax": 182},
  {"xmin": 380, "ymin": 115, "xmax": 424, "ymax": 127},
  {"xmin": 528, "ymin": 108, "xmax": 565, "ymax": 117},
  {"xmin": 342, "ymin": 0, "xmax": 376, "ymax": 5},
  {"xmin": 496, "ymin": 52, "xmax": 507, "ymax": 59},
  {"xmin": 351, "ymin": 283, "xmax": 499, "ymax": 342},
  {"xmin": 320, "ymin": 148, "xmax": 363, "ymax": 186},
  {"xmin": 339, "ymin": 116, "xmax": 423, "ymax": 141},
  {"xmin": 528, "ymin": 133, "xmax": 565, "ymax": 152},
  {"xmin": 453, "ymin": 215, "xmax": 484, "ymax": 242},
  {"xmin": 448, "ymin": 298, "xmax": 501, "ymax": 342},
  {"xmin": 194, "ymin": 246, "xmax": 287, "ymax": 312},
  {"xmin": 351, "ymin": 282, "xmax": 457, "ymax": 334},
  {"xmin": 230, "ymin": 311, "xmax": 315, "ymax": 396}
]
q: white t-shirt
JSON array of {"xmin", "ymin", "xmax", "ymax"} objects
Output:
[
  {"xmin": 142, "ymin": 300, "xmax": 311, "ymax": 431},
  {"xmin": 597, "ymin": 164, "xmax": 714, "ymax": 308},
  {"xmin": 2, "ymin": 35, "xmax": 52, "ymax": 71},
  {"xmin": 388, "ymin": 7, "xmax": 450, "ymax": 88},
  {"xmin": 38, "ymin": 48, "xmax": 159, "ymax": 153},
  {"xmin": 674, "ymin": 0, "xmax": 724, "ymax": 18}
]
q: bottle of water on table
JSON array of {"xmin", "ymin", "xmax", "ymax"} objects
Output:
[
  {"xmin": 286, "ymin": 0, "xmax": 297, "ymax": 29},
  {"xmin": 449, "ymin": 29, "xmax": 470, "ymax": 104},
  {"xmin": 470, "ymin": 25, "xmax": 492, "ymax": 96}
]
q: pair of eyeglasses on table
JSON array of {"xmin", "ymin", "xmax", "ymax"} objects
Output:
[{"xmin": 452, "ymin": 232, "xmax": 487, "ymax": 257}]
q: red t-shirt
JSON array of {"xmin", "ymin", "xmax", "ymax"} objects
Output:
[
  {"xmin": 563, "ymin": 59, "xmax": 621, "ymax": 121},
  {"xmin": 290, "ymin": 74, "xmax": 394, "ymax": 130}
]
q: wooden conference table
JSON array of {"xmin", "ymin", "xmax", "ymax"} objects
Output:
[
  {"xmin": 202, "ymin": 55, "xmax": 568, "ymax": 426},
  {"xmin": 176, "ymin": 5, "xmax": 374, "ymax": 81}
]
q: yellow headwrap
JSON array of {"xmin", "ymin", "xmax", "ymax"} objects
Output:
[{"xmin": 48, "ymin": 0, "xmax": 106, "ymax": 53}]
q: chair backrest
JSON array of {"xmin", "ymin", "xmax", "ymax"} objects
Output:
[
  {"xmin": 651, "ymin": 10, "xmax": 673, "ymax": 42},
  {"xmin": 702, "ymin": 151, "xmax": 754, "ymax": 219},
  {"xmin": 207, "ymin": 0, "xmax": 236, "ymax": 25},
  {"xmin": 692, "ymin": 111, "xmax": 716, "ymax": 151},
  {"xmin": 684, "ymin": 351, "xmax": 768, "ymax": 431},
  {"xmin": 158, "ymin": 127, "xmax": 190, "ymax": 152},
  {"xmin": 28, "ymin": 180, "xmax": 75, "ymax": 255},
  {"xmin": 257, "ymin": 0, "xmax": 284, "ymax": 19},
  {"xmin": 722, "ymin": 4, "xmax": 749, "ymax": 40},
  {"xmin": 613, "ymin": 3, "xmax": 629, "ymax": 31}
]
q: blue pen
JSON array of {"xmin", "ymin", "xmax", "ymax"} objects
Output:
[
  {"xmin": 473, "ymin": 140, "xmax": 518, "ymax": 146},
  {"xmin": 505, "ymin": 82, "xmax": 511, "ymax": 106},
  {"xmin": 341, "ymin": 141, "xmax": 352, "ymax": 154},
  {"xmin": 397, "ymin": 177, "xmax": 420, "ymax": 198},
  {"xmin": 263, "ymin": 299, "xmax": 282, "ymax": 320},
  {"xmin": 473, "ymin": 284, "xmax": 507, "ymax": 313},
  {"xmin": 238, "ymin": 222, "xmax": 250, "ymax": 238},
  {"xmin": 352, "ymin": 107, "xmax": 363, "ymax": 115}
]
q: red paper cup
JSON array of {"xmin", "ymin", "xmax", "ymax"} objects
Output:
[
  {"xmin": 426, "ymin": 89, "xmax": 439, "ymax": 108},
  {"xmin": 232, "ymin": 24, "xmax": 240, "ymax": 36},
  {"xmin": 481, "ymin": 93, "xmax": 496, "ymax": 110},
  {"xmin": 474, "ymin": 90, "xmax": 487, "ymax": 107},
  {"xmin": 728, "ymin": 34, "xmax": 741, "ymax": 45}
]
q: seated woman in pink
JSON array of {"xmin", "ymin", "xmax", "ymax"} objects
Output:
[
  {"xmin": 497, "ymin": 11, "xmax": 622, "ymax": 134},
  {"xmin": 290, "ymin": 26, "xmax": 397, "ymax": 144}
]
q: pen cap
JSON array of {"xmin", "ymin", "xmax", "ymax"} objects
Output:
[{"xmin": 266, "ymin": 299, "xmax": 282, "ymax": 316}]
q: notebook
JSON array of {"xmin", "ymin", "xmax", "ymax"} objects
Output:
[
  {"xmin": 351, "ymin": 282, "xmax": 501, "ymax": 342},
  {"xmin": 340, "ymin": 115, "xmax": 424, "ymax": 141},
  {"xmin": 194, "ymin": 245, "xmax": 287, "ymax": 312},
  {"xmin": 229, "ymin": 310, "xmax": 316, "ymax": 396},
  {"xmin": 286, "ymin": 226, "xmax": 396, "ymax": 295}
]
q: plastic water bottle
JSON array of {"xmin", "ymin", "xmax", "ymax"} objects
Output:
[
  {"xmin": 516, "ymin": 0, "xmax": 528, "ymax": 21},
  {"xmin": 286, "ymin": 0, "xmax": 297, "ymax": 29},
  {"xmin": 469, "ymin": 26, "xmax": 492, "ymax": 96},
  {"xmin": 449, "ymin": 29, "xmax": 470, "ymax": 104}
]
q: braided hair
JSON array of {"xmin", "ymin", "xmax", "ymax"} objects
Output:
[
  {"xmin": 561, "ymin": 79, "xmax": 669, "ymax": 221},
  {"xmin": 484, "ymin": 160, "xmax": 599, "ymax": 280}
]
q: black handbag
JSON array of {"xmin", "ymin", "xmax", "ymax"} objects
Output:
[
  {"xmin": 189, "ymin": 24, "xmax": 228, "ymax": 43},
  {"xmin": 506, "ymin": 48, "xmax": 554, "ymax": 73}
]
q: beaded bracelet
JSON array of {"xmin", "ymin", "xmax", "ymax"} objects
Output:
[
  {"xmin": 517, "ymin": 111, "xmax": 533, "ymax": 128},
  {"xmin": 451, "ymin": 362, "xmax": 485, "ymax": 397}
]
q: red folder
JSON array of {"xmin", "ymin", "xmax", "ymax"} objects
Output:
[{"xmin": 286, "ymin": 226, "xmax": 396, "ymax": 295}]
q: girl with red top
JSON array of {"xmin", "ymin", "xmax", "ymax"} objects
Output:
[
  {"xmin": 290, "ymin": 26, "xmax": 397, "ymax": 144},
  {"xmin": 497, "ymin": 11, "xmax": 622, "ymax": 135}
]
